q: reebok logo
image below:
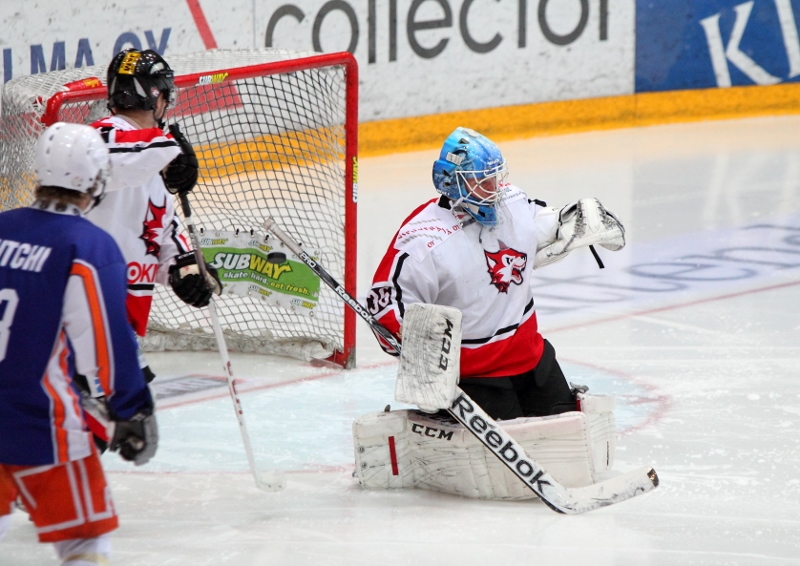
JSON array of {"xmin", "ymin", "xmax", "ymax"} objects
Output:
[{"xmin": 450, "ymin": 393, "xmax": 551, "ymax": 493}]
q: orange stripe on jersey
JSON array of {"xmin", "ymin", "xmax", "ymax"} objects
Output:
[
  {"xmin": 62, "ymin": 335, "xmax": 86, "ymax": 429},
  {"xmin": 70, "ymin": 262, "xmax": 111, "ymax": 394},
  {"xmin": 42, "ymin": 344, "xmax": 69, "ymax": 463},
  {"xmin": 58, "ymin": 332, "xmax": 70, "ymax": 376}
]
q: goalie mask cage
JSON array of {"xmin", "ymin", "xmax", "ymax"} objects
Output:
[{"xmin": 0, "ymin": 49, "xmax": 358, "ymax": 368}]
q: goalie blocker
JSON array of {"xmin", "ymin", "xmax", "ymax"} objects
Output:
[{"xmin": 353, "ymin": 393, "xmax": 615, "ymax": 500}]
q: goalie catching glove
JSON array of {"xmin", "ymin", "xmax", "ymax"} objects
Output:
[
  {"xmin": 535, "ymin": 198, "xmax": 625, "ymax": 268},
  {"xmin": 169, "ymin": 251, "xmax": 222, "ymax": 308},
  {"xmin": 161, "ymin": 123, "xmax": 199, "ymax": 194},
  {"xmin": 109, "ymin": 410, "xmax": 158, "ymax": 466}
]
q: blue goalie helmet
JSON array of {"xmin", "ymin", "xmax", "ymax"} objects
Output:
[{"xmin": 432, "ymin": 127, "xmax": 507, "ymax": 226}]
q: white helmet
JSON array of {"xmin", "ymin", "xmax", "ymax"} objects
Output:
[{"xmin": 34, "ymin": 122, "xmax": 110, "ymax": 197}]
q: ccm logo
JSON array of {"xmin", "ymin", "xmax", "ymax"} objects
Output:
[
  {"xmin": 411, "ymin": 423, "xmax": 453, "ymax": 441},
  {"xmin": 438, "ymin": 317, "xmax": 454, "ymax": 370}
]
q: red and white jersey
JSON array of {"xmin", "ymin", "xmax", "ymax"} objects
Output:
[
  {"xmin": 367, "ymin": 185, "xmax": 559, "ymax": 379},
  {"xmin": 87, "ymin": 115, "xmax": 191, "ymax": 336}
]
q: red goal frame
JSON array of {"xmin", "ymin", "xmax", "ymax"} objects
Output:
[{"xmin": 40, "ymin": 52, "xmax": 359, "ymax": 368}]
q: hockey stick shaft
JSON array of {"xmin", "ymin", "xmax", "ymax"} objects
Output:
[
  {"xmin": 262, "ymin": 218, "xmax": 402, "ymax": 351},
  {"xmin": 180, "ymin": 195, "xmax": 284, "ymax": 491},
  {"xmin": 263, "ymin": 216, "xmax": 658, "ymax": 513}
]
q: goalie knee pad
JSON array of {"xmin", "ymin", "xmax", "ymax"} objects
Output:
[{"xmin": 352, "ymin": 394, "xmax": 615, "ymax": 500}]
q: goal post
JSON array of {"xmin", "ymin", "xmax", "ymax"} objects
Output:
[{"xmin": 0, "ymin": 49, "xmax": 359, "ymax": 368}]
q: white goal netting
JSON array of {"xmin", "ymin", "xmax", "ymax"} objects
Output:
[{"xmin": 0, "ymin": 49, "xmax": 358, "ymax": 367}]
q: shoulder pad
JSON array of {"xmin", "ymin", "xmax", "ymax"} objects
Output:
[
  {"xmin": 501, "ymin": 184, "xmax": 527, "ymax": 203},
  {"xmin": 394, "ymin": 200, "xmax": 463, "ymax": 261}
]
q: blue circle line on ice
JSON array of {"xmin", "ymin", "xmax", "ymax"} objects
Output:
[
  {"xmin": 150, "ymin": 358, "xmax": 668, "ymax": 436},
  {"xmin": 560, "ymin": 358, "xmax": 670, "ymax": 436},
  {"xmin": 103, "ymin": 359, "xmax": 667, "ymax": 475}
]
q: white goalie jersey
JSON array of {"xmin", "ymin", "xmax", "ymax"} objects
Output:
[{"xmin": 367, "ymin": 185, "xmax": 560, "ymax": 379}]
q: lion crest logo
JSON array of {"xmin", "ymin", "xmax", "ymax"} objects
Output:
[{"xmin": 484, "ymin": 247, "xmax": 527, "ymax": 293}]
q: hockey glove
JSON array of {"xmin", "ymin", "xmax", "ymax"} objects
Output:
[
  {"xmin": 534, "ymin": 198, "xmax": 625, "ymax": 268},
  {"xmin": 142, "ymin": 364, "xmax": 156, "ymax": 384},
  {"xmin": 162, "ymin": 123, "xmax": 199, "ymax": 194},
  {"xmin": 168, "ymin": 251, "xmax": 222, "ymax": 308},
  {"xmin": 109, "ymin": 411, "xmax": 158, "ymax": 466}
]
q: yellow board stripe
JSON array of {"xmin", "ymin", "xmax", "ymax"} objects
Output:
[
  {"xmin": 358, "ymin": 83, "xmax": 800, "ymax": 157},
  {"xmin": 196, "ymin": 127, "xmax": 342, "ymax": 179},
  {"xmin": 197, "ymin": 82, "xmax": 800, "ymax": 177},
  {"xmin": 7, "ymin": 84, "xmax": 800, "ymax": 194}
]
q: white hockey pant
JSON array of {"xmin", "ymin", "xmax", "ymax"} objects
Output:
[{"xmin": 353, "ymin": 393, "xmax": 615, "ymax": 500}]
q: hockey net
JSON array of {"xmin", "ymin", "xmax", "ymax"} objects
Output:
[{"xmin": 0, "ymin": 49, "xmax": 358, "ymax": 367}]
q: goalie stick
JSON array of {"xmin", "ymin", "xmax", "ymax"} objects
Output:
[
  {"xmin": 179, "ymin": 190, "xmax": 284, "ymax": 492},
  {"xmin": 262, "ymin": 216, "xmax": 659, "ymax": 514}
]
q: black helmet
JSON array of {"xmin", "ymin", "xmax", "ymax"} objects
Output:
[{"xmin": 107, "ymin": 49, "xmax": 175, "ymax": 112}]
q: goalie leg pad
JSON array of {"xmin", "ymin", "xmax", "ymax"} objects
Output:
[
  {"xmin": 353, "ymin": 410, "xmax": 417, "ymax": 490},
  {"xmin": 353, "ymin": 394, "xmax": 616, "ymax": 500},
  {"xmin": 578, "ymin": 392, "xmax": 616, "ymax": 474}
]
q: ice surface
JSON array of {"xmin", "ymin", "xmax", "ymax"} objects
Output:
[{"xmin": 4, "ymin": 116, "xmax": 800, "ymax": 565}]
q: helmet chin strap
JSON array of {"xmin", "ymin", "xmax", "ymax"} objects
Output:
[
  {"xmin": 155, "ymin": 106, "xmax": 167, "ymax": 130},
  {"xmin": 154, "ymin": 93, "xmax": 171, "ymax": 129},
  {"xmin": 85, "ymin": 177, "xmax": 108, "ymax": 213},
  {"xmin": 449, "ymin": 181, "xmax": 494, "ymax": 227},
  {"xmin": 448, "ymin": 198, "xmax": 478, "ymax": 227},
  {"xmin": 90, "ymin": 192, "xmax": 107, "ymax": 211}
]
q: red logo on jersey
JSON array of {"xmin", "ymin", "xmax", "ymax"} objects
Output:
[
  {"xmin": 484, "ymin": 247, "xmax": 527, "ymax": 293},
  {"xmin": 127, "ymin": 262, "xmax": 157, "ymax": 284},
  {"xmin": 140, "ymin": 198, "xmax": 167, "ymax": 257}
]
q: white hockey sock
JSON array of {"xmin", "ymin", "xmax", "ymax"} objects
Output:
[
  {"xmin": 0, "ymin": 513, "xmax": 11, "ymax": 541},
  {"xmin": 54, "ymin": 534, "xmax": 111, "ymax": 566}
]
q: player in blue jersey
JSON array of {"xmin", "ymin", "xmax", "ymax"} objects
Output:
[{"xmin": 0, "ymin": 123, "xmax": 158, "ymax": 565}]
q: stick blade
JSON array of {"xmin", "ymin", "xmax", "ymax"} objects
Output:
[{"xmin": 555, "ymin": 466, "xmax": 659, "ymax": 514}]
